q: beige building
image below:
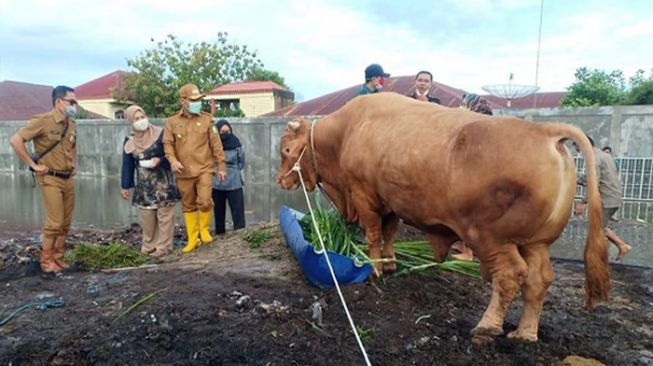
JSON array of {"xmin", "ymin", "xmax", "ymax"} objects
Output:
[
  {"xmin": 75, "ymin": 70, "xmax": 131, "ymax": 119},
  {"xmin": 205, "ymin": 81, "xmax": 294, "ymax": 117}
]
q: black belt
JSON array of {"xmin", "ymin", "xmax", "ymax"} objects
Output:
[{"xmin": 46, "ymin": 170, "xmax": 72, "ymax": 179}]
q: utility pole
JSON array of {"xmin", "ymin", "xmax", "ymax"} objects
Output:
[{"xmin": 534, "ymin": 0, "xmax": 544, "ymax": 108}]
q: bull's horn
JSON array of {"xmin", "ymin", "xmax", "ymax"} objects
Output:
[{"xmin": 288, "ymin": 120, "xmax": 301, "ymax": 130}]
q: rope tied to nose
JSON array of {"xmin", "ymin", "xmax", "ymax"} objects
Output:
[{"xmin": 290, "ymin": 136, "xmax": 372, "ymax": 365}]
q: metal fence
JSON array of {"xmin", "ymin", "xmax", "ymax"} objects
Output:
[{"xmin": 574, "ymin": 157, "xmax": 653, "ymax": 222}]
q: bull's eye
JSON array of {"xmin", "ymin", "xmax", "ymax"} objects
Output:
[{"xmin": 284, "ymin": 148, "xmax": 290, "ymax": 154}]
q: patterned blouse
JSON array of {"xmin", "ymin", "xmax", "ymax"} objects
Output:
[{"xmin": 121, "ymin": 134, "xmax": 181, "ymax": 209}]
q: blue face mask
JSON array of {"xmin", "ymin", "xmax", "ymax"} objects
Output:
[{"xmin": 188, "ymin": 101, "xmax": 202, "ymax": 114}]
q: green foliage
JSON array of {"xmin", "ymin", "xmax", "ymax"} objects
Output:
[
  {"xmin": 298, "ymin": 205, "xmax": 366, "ymax": 260},
  {"xmin": 214, "ymin": 104, "xmax": 246, "ymax": 118},
  {"xmin": 65, "ymin": 242, "xmax": 150, "ymax": 269},
  {"xmin": 245, "ymin": 230, "xmax": 274, "ymax": 249},
  {"xmin": 246, "ymin": 68, "xmax": 290, "ymax": 90},
  {"xmin": 116, "ymin": 33, "xmax": 264, "ymax": 117},
  {"xmin": 562, "ymin": 67, "xmax": 626, "ymax": 107},
  {"xmin": 623, "ymin": 79, "xmax": 653, "ymax": 105},
  {"xmin": 355, "ymin": 325, "xmax": 376, "ymax": 343},
  {"xmin": 562, "ymin": 67, "xmax": 653, "ymax": 107},
  {"xmin": 299, "ymin": 205, "xmax": 480, "ymax": 278}
]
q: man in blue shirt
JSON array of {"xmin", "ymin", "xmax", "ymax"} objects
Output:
[{"xmin": 358, "ymin": 63, "xmax": 390, "ymax": 95}]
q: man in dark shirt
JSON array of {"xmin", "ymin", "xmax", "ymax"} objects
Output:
[
  {"xmin": 358, "ymin": 63, "xmax": 390, "ymax": 95},
  {"xmin": 408, "ymin": 71, "xmax": 441, "ymax": 104}
]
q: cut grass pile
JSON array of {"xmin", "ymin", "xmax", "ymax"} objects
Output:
[
  {"xmin": 299, "ymin": 205, "xmax": 480, "ymax": 278},
  {"xmin": 65, "ymin": 242, "xmax": 150, "ymax": 270}
]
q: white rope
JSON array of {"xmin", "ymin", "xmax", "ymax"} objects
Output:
[{"xmin": 291, "ymin": 161, "xmax": 372, "ymax": 366}]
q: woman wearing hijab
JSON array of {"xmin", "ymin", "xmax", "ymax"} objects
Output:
[
  {"xmin": 120, "ymin": 105, "xmax": 181, "ymax": 257},
  {"xmin": 212, "ymin": 119, "xmax": 246, "ymax": 234},
  {"xmin": 461, "ymin": 93, "xmax": 494, "ymax": 115}
]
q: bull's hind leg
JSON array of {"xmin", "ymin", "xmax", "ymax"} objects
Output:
[
  {"xmin": 472, "ymin": 243, "xmax": 528, "ymax": 344},
  {"xmin": 381, "ymin": 213, "xmax": 400, "ymax": 272},
  {"xmin": 507, "ymin": 243, "xmax": 554, "ymax": 342}
]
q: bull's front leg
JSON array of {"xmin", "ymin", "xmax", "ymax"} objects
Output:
[
  {"xmin": 350, "ymin": 190, "xmax": 384, "ymax": 276},
  {"xmin": 426, "ymin": 233, "xmax": 454, "ymax": 263},
  {"xmin": 381, "ymin": 213, "xmax": 400, "ymax": 272}
]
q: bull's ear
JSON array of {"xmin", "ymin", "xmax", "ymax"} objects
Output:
[{"xmin": 288, "ymin": 120, "xmax": 301, "ymax": 131}]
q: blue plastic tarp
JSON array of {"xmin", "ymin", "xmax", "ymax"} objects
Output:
[{"xmin": 279, "ymin": 205, "xmax": 372, "ymax": 289}]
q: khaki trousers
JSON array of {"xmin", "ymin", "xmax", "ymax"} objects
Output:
[
  {"xmin": 139, "ymin": 206, "xmax": 176, "ymax": 255},
  {"xmin": 176, "ymin": 174, "xmax": 214, "ymax": 212},
  {"xmin": 37, "ymin": 175, "xmax": 75, "ymax": 238}
]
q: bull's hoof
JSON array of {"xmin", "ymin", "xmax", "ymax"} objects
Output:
[
  {"xmin": 507, "ymin": 330, "xmax": 538, "ymax": 342},
  {"xmin": 382, "ymin": 261, "xmax": 397, "ymax": 273},
  {"xmin": 470, "ymin": 325, "xmax": 503, "ymax": 342},
  {"xmin": 471, "ymin": 334, "xmax": 495, "ymax": 345}
]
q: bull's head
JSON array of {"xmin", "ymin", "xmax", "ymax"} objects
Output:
[{"xmin": 276, "ymin": 118, "xmax": 319, "ymax": 191}]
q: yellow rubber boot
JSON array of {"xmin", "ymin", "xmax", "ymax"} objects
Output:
[
  {"xmin": 198, "ymin": 211, "xmax": 213, "ymax": 244},
  {"xmin": 182, "ymin": 211, "xmax": 200, "ymax": 253}
]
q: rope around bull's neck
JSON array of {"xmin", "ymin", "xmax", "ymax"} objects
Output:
[
  {"xmin": 291, "ymin": 159, "xmax": 372, "ymax": 366},
  {"xmin": 310, "ymin": 118, "xmax": 319, "ymax": 177}
]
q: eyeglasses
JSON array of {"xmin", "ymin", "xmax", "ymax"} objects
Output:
[{"xmin": 62, "ymin": 99, "xmax": 78, "ymax": 106}]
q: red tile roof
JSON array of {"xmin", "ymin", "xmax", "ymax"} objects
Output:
[
  {"xmin": 207, "ymin": 80, "xmax": 288, "ymax": 95},
  {"xmin": 75, "ymin": 70, "xmax": 129, "ymax": 100},
  {"xmin": 0, "ymin": 80, "xmax": 53, "ymax": 121},
  {"xmin": 265, "ymin": 75, "xmax": 565, "ymax": 116}
]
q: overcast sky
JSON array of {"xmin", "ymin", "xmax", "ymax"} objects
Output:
[{"xmin": 0, "ymin": 0, "xmax": 651, "ymax": 101}]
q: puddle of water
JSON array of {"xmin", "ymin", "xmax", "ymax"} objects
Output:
[
  {"xmin": 1, "ymin": 173, "xmax": 650, "ymax": 267},
  {"xmin": 0, "ymin": 173, "xmax": 311, "ymax": 231}
]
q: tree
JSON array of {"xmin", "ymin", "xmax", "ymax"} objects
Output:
[
  {"xmin": 246, "ymin": 68, "xmax": 291, "ymax": 90},
  {"xmin": 214, "ymin": 103, "xmax": 245, "ymax": 118},
  {"xmin": 115, "ymin": 33, "xmax": 264, "ymax": 117},
  {"xmin": 622, "ymin": 69, "xmax": 653, "ymax": 105},
  {"xmin": 562, "ymin": 67, "xmax": 626, "ymax": 107},
  {"xmin": 623, "ymin": 80, "xmax": 653, "ymax": 105}
]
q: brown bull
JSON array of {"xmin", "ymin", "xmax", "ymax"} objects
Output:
[{"xmin": 276, "ymin": 93, "xmax": 609, "ymax": 343}]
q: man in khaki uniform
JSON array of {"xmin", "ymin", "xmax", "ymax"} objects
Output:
[
  {"xmin": 574, "ymin": 136, "xmax": 632, "ymax": 261},
  {"xmin": 164, "ymin": 84, "xmax": 226, "ymax": 253},
  {"xmin": 10, "ymin": 85, "xmax": 78, "ymax": 273}
]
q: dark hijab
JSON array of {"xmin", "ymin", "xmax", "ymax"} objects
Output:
[{"xmin": 216, "ymin": 119, "xmax": 242, "ymax": 150}]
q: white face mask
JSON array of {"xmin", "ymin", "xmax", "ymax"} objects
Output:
[
  {"xmin": 65, "ymin": 105, "xmax": 76, "ymax": 118},
  {"xmin": 189, "ymin": 101, "xmax": 202, "ymax": 114},
  {"xmin": 132, "ymin": 118, "xmax": 150, "ymax": 131}
]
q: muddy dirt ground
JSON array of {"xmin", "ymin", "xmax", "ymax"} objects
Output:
[{"xmin": 1, "ymin": 223, "xmax": 652, "ymax": 366}]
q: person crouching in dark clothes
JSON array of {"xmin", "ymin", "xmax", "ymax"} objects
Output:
[{"xmin": 212, "ymin": 119, "xmax": 246, "ymax": 234}]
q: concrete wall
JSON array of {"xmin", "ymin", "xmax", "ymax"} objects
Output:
[
  {"xmin": 1, "ymin": 105, "xmax": 652, "ymax": 177},
  {"xmin": 496, "ymin": 105, "xmax": 653, "ymax": 157},
  {"xmin": 0, "ymin": 117, "xmax": 295, "ymax": 181}
]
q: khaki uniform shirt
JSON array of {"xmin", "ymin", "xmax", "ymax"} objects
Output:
[
  {"xmin": 17, "ymin": 109, "xmax": 76, "ymax": 171},
  {"xmin": 163, "ymin": 111, "xmax": 226, "ymax": 178},
  {"xmin": 594, "ymin": 147, "xmax": 622, "ymax": 208},
  {"xmin": 580, "ymin": 147, "xmax": 622, "ymax": 208}
]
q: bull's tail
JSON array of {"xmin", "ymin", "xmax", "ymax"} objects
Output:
[{"xmin": 545, "ymin": 123, "xmax": 610, "ymax": 309}]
